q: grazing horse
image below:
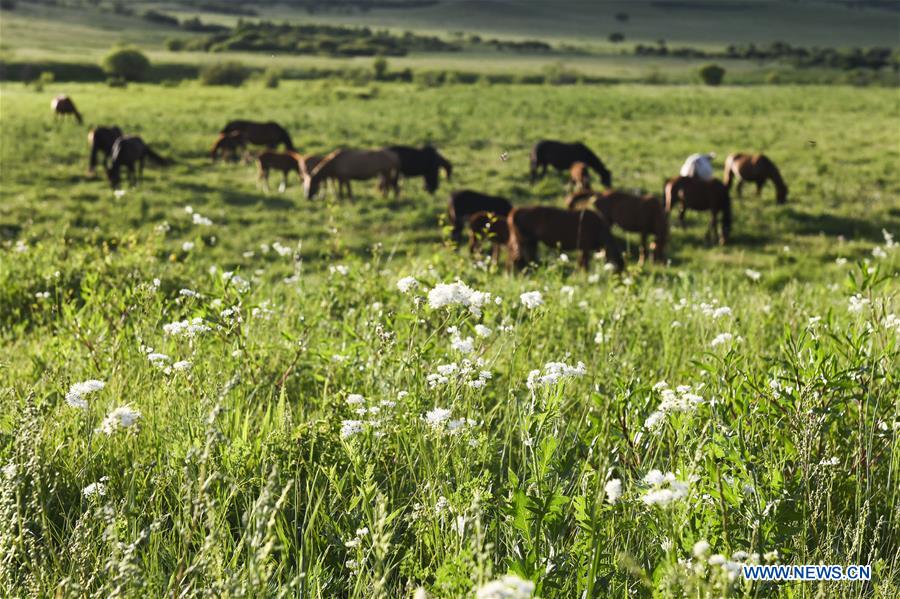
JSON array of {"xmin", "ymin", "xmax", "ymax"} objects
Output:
[
  {"xmin": 106, "ymin": 136, "xmax": 170, "ymax": 189},
  {"xmin": 568, "ymin": 190, "xmax": 669, "ymax": 264},
  {"xmin": 680, "ymin": 153, "xmax": 715, "ymax": 180},
  {"xmin": 303, "ymin": 149, "xmax": 399, "ymax": 200},
  {"xmin": 256, "ymin": 151, "xmax": 304, "ymax": 192},
  {"xmin": 723, "ymin": 153, "xmax": 788, "ymax": 204},
  {"xmin": 568, "ymin": 161, "xmax": 592, "ymax": 193},
  {"xmin": 211, "ymin": 131, "xmax": 248, "ymax": 163},
  {"xmin": 221, "ymin": 120, "xmax": 294, "ymax": 151},
  {"xmin": 447, "ymin": 190, "xmax": 513, "ymax": 244},
  {"xmin": 385, "ymin": 145, "xmax": 453, "ymax": 194},
  {"xmin": 52, "ymin": 95, "xmax": 82, "ymax": 124},
  {"xmin": 468, "ymin": 211, "xmax": 510, "ymax": 264},
  {"xmin": 664, "ymin": 176, "xmax": 732, "ymax": 245},
  {"xmin": 529, "ymin": 140, "xmax": 612, "ymax": 188},
  {"xmin": 87, "ymin": 126, "xmax": 123, "ymax": 175},
  {"xmin": 508, "ymin": 206, "xmax": 624, "ymax": 272}
]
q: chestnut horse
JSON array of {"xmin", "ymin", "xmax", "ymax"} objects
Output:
[
  {"xmin": 664, "ymin": 176, "xmax": 732, "ymax": 245},
  {"xmin": 448, "ymin": 190, "xmax": 513, "ymax": 244},
  {"xmin": 568, "ymin": 162, "xmax": 592, "ymax": 193},
  {"xmin": 106, "ymin": 136, "xmax": 170, "ymax": 189},
  {"xmin": 52, "ymin": 95, "xmax": 82, "ymax": 124},
  {"xmin": 723, "ymin": 153, "xmax": 788, "ymax": 204},
  {"xmin": 468, "ymin": 211, "xmax": 510, "ymax": 264},
  {"xmin": 211, "ymin": 131, "xmax": 247, "ymax": 162},
  {"xmin": 530, "ymin": 140, "xmax": 612, "ymax": 188},
  {"xmin": 508, "ymin": 206, "xmax": 624, "ymax": 272},
  {"xmin": 221, "ymin": 120, "xmax": 294, "ymax": 151},
  {"xmin": 386, "ymin": 145, "xmax": 453, "ymax": 194},
  {"xmin": 303, "ymin": 149, "xmax": 399, "ymax": 200},
  {"xmin": 88, "ymin": 126, "xmax": 123, "ymax": 175},
  {"xmin": 568, "ymin": 190, "xmax": 669, "ymax": 264}
]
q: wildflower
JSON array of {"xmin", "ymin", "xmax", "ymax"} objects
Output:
[
  {"xmin": 872, "ymin": 246, "xmax": 887, "ymax": 259},
  {"xmin": 819, "ymin": 456, "xmax": 839, "ymax": 466},
  {"xmin": 435, "ymin": 496, "xmax": 450, "ymax": 514},
  {"xmin": 340, "ymin": 420, "xmax": 364, "ymax": 439},
  {"xmin": 221, "ymin": 271, "xmax": 250, "ymax": 293},
  {"xmin": 272, "ymin": 241, "xmax": 292, "ymax": 256},
  {"xmin": 644, "ymin": 411, "xmax": 664, "ymax": 430},
  {"xmin": 65, "ymin": 380, "xmax": 105, "ymax": 409},
  {"xmin": 835, "ymin": 257, "xmax": 847, "ymax": 266},
  {"xmin": 428, "ymin": 281, "xmax": 493, "ymax": 317},
  {"xmin": 192, "ymin": 212, "xmax": 213, "ymax": 226},
  {"xmin": 34, "ymin": 291, "xmax": 50, "ymax": 299},
  {"xmin": 114, "ymin": 189, "xmax": 126, "ymax": 198},
  {"xmin": 14, "ymin": 240, "xmax": 28, "ymax": 253},
  {"xmin": 330, "ymin": 265, "xmax": 349, "ymax": 276},
  {"xmin": 883, "ymin": 229, "xmax": 896, "ymax": 249},
  {"xmin": 693, "ymin": 540, "xmax": 711, "ymax": 558},
  {"xmin": 172, "ymin": 360, "xmax": 192, "ymax": 371},
  {"xmin": 605, "ymin": 478, "xmax": 622, "ymax": 504},
  {"xmin": 475, "ymin": 574, "xmax": 535, "ymax": 599},
  {"xmin": 425, "ymin": 407, "xmax": 452, "ymax": 429},
  {"xmin": 450, "ymin": 335, "xmax": 475, "ymax": 354},
  {"xmin": 745, "ymin": 269, "xmax": 761, "ymax": 281},
  {"xmin": 560, "ymin": 285, "xmax": 575, "ymax": 298},
  {"xmin": 148, "ymin": 353, "xmax": 170, "ymax": 365},
  {"xmin": 641, "ymin": 470, "xmax": 689, "ymax": 506},
  {"xmin": 163, "ymin": 318, "xmax": 210, "ymax": 338},
  {"xmin": 397, "ymin": 276, "xmax": 419, "ymax": 293},
  {"xmin": 346, "ymin": 394, "xmax": 365, "ymax": 405},
  {"xmin": 710, "ymin": 332, "xmax": 733, "ymax": 347},
  {"xmin": 82, "ymin": 481, "xmax": 107, "ymax": 499},
  {"xmin": 99, "ymin": 406, "xmax": 141, "ymax": 435},
  {"xmin": 848, "ymin": 294, "xmax": 870, "ymax": 314},
  {"xmin": 764, "ymin": 550, "xmax": 779, "ymax": 562},
  {"xmin": 182, "ymin": 241, "xmax": 195, "ymax": 252},
  {"xmin": 179, "ymin": 288, "xmax": 201, "ymax": 298},
  {"xmin": 526, "ymin": 361, "xmax": 586, "ymax": 389},
  {"xmin": 474, "ymin": 324, "xmax": 492, "ymax": 337},
  {"xmin": 519, "ymin": 291, "xmax": 544, "ymax": 309}
]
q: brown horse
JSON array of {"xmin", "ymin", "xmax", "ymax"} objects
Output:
[
  {"xmin": 664, "ymin": 176, "xmax": 732, "ymax": 245},
  {"xmin": 106, "ymin": 136, "xmax": 171, "ymax": 190},
  {"xmin": 508, "ymin": 206, "xmax": 624, "ymax": 272},
  {"xmin": 723, "ymin": 153, "xmax": 788, "ymax": 204},
  {"xmin": 468, "ymin": 211, "xmax": 510, "ymax": 264},
  {"xmin": 568, "ymin": 162, "xmax": 592, "ymax": 194},
  {"xmin": 448, "ymin": 190, "xmax": 514, "ymax": 244},
  {"xmin": 88, "ymin": 126, "xmax": 123, "ymax": 175},
  {"xmin": 568, "ymin": 190, "xmax": 669, "ymax": 264},
  {"xmin": 303, "ymin": 149, "xmax": 400, "ymax": 200},
  {"xmin": 211, "ymin": 131, "xmax": 248, "ymax": 162},
  {"xmin": 256, "ymin": 151, "xmax": 302, "ymax": 192},
  {"xmin": 52, "ymin": 95, "xmax": 82, "ymax": 124},
  {"xmin": 221, "ymin": 120, "xmax": 294, "ymax": 151}
]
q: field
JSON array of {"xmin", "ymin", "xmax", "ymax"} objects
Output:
[{"xmin": 1, "ymin": 77, "xmax": 899, "ymax": 597}]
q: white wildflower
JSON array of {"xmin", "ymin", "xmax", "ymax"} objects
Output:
[
  {"xmin": 330, "ymin": 265, "xmax": 349, "ymax": 276},
  {"xmin": 519, "ymin": 291, "xmax": 544, "ymax": 309},
  {"xmin": 474, "ymin": 324, "xmax": 492, "ymax": 338},
  {"xmin": 82, "ymin": 481, "xmax": 107, "ymax": 499},
  {"xmin": 693, "ymin": 540, "xmax": 711, "ymax": 558},
  {"xmin": 163, "ymin": 318, "xmax": 210, "ymax": 338},
  {"xmin": 745, "ymin": 269, "xmax": 761, "ymax": 281},
  {"xmin": 397, "ymin": 276, "xmax": 419, "ymax": 293},
  {"xmin": 710, "ymin": 332, "xmax": 733, "ymax": 347},
  {"xmin": 192, "ymin": 213, "xmax": 213, "ymax": 226},
  {"xmin": 428, "ymin": 281, "xmax": 493, "ymax": 317},
  {"xmin": 182, "ymin": 241, "xmax": 195, "ymax": 252},
  {"xmin": 476, "ymin": 574, "xmax": 535, "ymax": 599},
  {"xmin": 526, "ymin": 361, "xmax": 586, "ymax": 389},
  {"xmin": 172, "ymin": 360, "xmax": 192, "ymax": 371},
  {"xmin": 65, "ymin": 379, "xmax": 105, "ymax": 409},
  {"xmin": 425, "ymin": 407, "xmax": 452, "ymax": 429},
  {"xmin": 605, "ymin": 478, "xmax": 622, "ymax": 504},
  {"xmin": 450, "ymin": 335, "xmax": 475, "ymax": 354},
  {"xmin": 848, "ymin": 294, "xmax": 870, "ymax": 314},
  {"xmin": 340, "ymin": 420, "xmax": 364, "ymax": 439},
  {"xmin": 872, "ymin": 246, "xmax": 887, "ymax": 259},
  {"xmin": 346, "ymin": 394, "xmax": 365, "ymax": 405},
  {"xmin": 98, "ymin": 405, "xmax": 141, "ymax": 435}
]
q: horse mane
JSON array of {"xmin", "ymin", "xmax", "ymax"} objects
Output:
[
  {"xmin": 760, "ymin": 155, "xmax": 786, "ymax": 191},
  {"xmin": 309, "ymin": 149, "xmax": 343, "ymax": 179}
]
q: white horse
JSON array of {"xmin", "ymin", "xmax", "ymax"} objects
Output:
[{"xmin": 680, "ymin": 153, "xmax": 715, "ymax": 180}]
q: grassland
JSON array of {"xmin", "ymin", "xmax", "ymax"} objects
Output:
[{"xmin": 0, "ymin": 77, "xmax": 898, "ymax": 597}]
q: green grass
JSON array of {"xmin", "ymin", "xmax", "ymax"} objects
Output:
[{"xmin": 0, "ymin": 80, "xmax": 898, "ymax": 597}]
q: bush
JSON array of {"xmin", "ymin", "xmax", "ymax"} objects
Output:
[
  {"xmin": 373, "ymin": 56, "xmax": 388, "ymax": 80},
  {"xmin": 101, "ymin": 46, "xmax": 151, "ymax": 81},
  {"xmin": 107, "ymin": 76, "xmax": 127, "ymax": 88},
  {"xmin": 165, "ymin": 38, "xmax": 185, "ymax": 52},
  {"xmin": 609, "ymin": 32, "xmax": 625, "ymax": 43},
  {"xmin": 263, "ymin": 67, "xmax": 281, "ymax": 88},
  {"xmin": 142, "ymin": 9, "xmax": 179, "ymax": 26},
  {"xmin": 698, "ymin": 63, "xmax": 726, "ymax": 86},
  {"xmin": 199, "ymin": 61, "xmax": 249, "ymax": 86}
]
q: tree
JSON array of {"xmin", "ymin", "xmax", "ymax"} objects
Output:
[
  {"xmin": 609, "ymin": 32, "xmax": 625, "ymax": 43},
  {"xmin": 373, "ymin": 56, "xmax": 388, "ymax": 80},
  {"xmin": 698, "ymin": 63, "xmax": 726, "ymax": 86},
  {"xmin": 101, "ymin": 46, "xmax": 151, "ymax": 81}
]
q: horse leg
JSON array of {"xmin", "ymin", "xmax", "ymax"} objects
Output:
[
  {"xmin": 736, "ymin": 179, "xmax": 744, "ymax": 198},
  {"xmin": 708, "ymin": 213, "xmax": 718, "ymax": 245},
  {"xmin": 579, "ymin": 250, "xmax": 591, "ymax": 271},
  {"xmin": 491, "ymin": 242, "xmax": 501, "ymax": 265},
  {"xmin": 279, "ymin": 170, "xmax": 287, "ymax": 193},
  {"xmin": 756, "ymin": 181, "xmax": 764, "ymax": 196},
  {"xmin": 261, "ymin": 169, "xmax": 270, "ymax": 193},
  {"xmin": 639, "ymin": 233, "xmax": 648, "ymax": 266},
  {"xmin": 678, "ymin": 206, "xmax": 687, "ymax": 229}
]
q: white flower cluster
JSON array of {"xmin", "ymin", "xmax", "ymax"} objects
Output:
[
  {"xmin": 221, "ymin": 271, "xmax": 250, "ymax": 293},
  {"xmin": 82, "ymin": 478, "xmax": 108, "ymax": 499},
  {"xmin": 848, "ymin": 294, "xmax": 870, "ymax": 314},
  {"xmin": 526, "ymin": 361, "xmax": 586, "ymax": 390},
  {"xmin": 65, "ymin": 379, "xmax": 105, "ymax": 409},
  {"xmin": 744, "ymin": 269, "xmax": 761, "ymax": 281},
  {"xmin": 98, "ymin": 405, "xmax": 141, "ymax": 435},
  {"xmin": 604, "ymin": 478, "xmax": 622, "ymax": 504},
  {"xmin": 519, "ymin": 291, "xmax": 544, "ymax": 309},
  {"xmin": 340, "ymin": 393, "xmax": 401, "ymax": 439},
  {"xmin": 428, "ymin": 281, "xmax": 496, "ymax": 317},
  {"xmin": 426, "ymin": 360, "xmax": 492, "ymax": 389},
  {"xmin": 163, "ymin": 318, "xmax": 211, "ymax": 338},
  {"xmin": 330, "ymin": 265, "xmax": 349, "ymax": 277},
  {"xmin": 475, "ymin": 574, "xmax": 535, "ymax": 599},
  {"xmin": 397, "ymin": 276, "xmax": 419, "ymax": 293},
  {"xmin": 710, "ymin": 332, "xmax": 734, "ymax": 348},
  {"xmin": 644, "ymin": 382, "xmax": 704, "ymax": 430},
  {"xmin": 673, "ymin": 297, "xmax": 733, "ymax": 320},
  {"xmin": 641, "ymin": 469, "xmax": 689, "ymax": 506},
  {"xmin": 424, "ymin": 407, "xmax": 477, "ymax": 434}
]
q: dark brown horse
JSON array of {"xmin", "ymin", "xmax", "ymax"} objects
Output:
[
  {"xmin": 88, "ymin": 126, "xmax": 123, "ymax": 175},
  {"xmin": 385, "ymin": 145, "xmax": 453, "ymax": 194},
  {"xmin": 211, "ymin": 131, "xmax": 248, "ymax": 162},
  {"xmin": 723, "ymin": 153, "xmax": 788, "ymax": 204},
  {"xmin": 568, "ymin": 190, "xmax": 669, "ymax": 264},
  {"xmin": 221, "ymin": 120, "xmax": 294, "ymax": 151},
  {"xmin": 106, "ymin": 136, "xmax": 171, "ymax": 189},
  {"xmin": 468, "ymin": 211, "xmax": 510, "ymax": 264},
  {"xmin": 52, "ymin": 95, "xmax": 82, "ymax": 124},
  {"xmin": 530, "ymin": 140, "xmax": 612, "ymax": 187},
  {"xmin": 256, "ymin": 151, "xmax": 302, "ymax": 192},
  {"xmin": 508, "ymin": 206, "xmax": 624, "ymax": 272},
  {"xmin": 448, "ymin": 190, "xmax": 513, "ymax": 244},
  {"xmin": 664, "ymin": 176, "xmax": 732, "ymax": 245}
]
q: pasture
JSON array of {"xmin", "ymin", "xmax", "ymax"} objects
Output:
[{"xmin": 1, "ymin": 79, "xmax": 899, "ymax": 598}]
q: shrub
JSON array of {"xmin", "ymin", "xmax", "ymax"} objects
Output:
[
  {"xmin": 698, "ymin": 63, "xmax": 726, "ymax": 86},
  {"xmin": 101, "ymin": 46, "xmax": 151, "ymax": 81},
  {"xmin": 373, "ymin": 56, "xmax": 388, "ymax": 80},
  {"xmin": 263, "ymin": 67, "xmax": 281, "ymax": 88},
  {"xmin": 609, "ymin": 32, "xmax": 625, "ymax": 43},
  {"xmin": 107, "ymin": 76, "xmax": 127, "ymax": 88},
  {"xmin": 165, "ymin": 38, "xmax": 185, "ymax": 52},
  {"xmin": 199, "ymin": 61, "xmax": 249, "ymax": 86},
  {"xmin": 142, "ymin": 9, "xmax": 179, "ymax": 26}
]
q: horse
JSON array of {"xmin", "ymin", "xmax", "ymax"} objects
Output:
[
  {"xmin": 106, "ymin": 136, "xmax": 171, "ymax": 189},
  {"xmin": 568, "ymin": 162, "xmax": 592, "ymax": 193},
  {"xmin": 385, "ymin": 145, "xmax": 453, "ymax": 194},
  {"xmin": 211, "ymin": 131, "xmax": 248, "ymax": 163},
  {"xmin": 679, "ymin": 153, "xmax": 715, "ymax": 180},
  {"xmin": 664, "ymin": 176, "xmax": 732, "ymax": 245},
  {"xmin": 256, "ymin": 151, "xmax": 304, "ymax": 192},
  {"xmin": 723, "ymin": 153, "xmax": 788, "ymax": 204},
  {"xmin": 568, "ymin": 190, "xmax": 669, "ymax": 264},
  {"xmin": 221, "ymin": 120, "xmax": 294, "ymax": 151},
  {"xmin": 447, "ymin": 190, "xmax": 513, "ymax": 244},
  {"xmin": 529, "ymin": 140, "xmax": 612, "ymax": 188},
  {"xmin": 87, "ymin": 126, "xmax": 123, "ymax": 175},
  {"xmin": 52, "ymin": 95, "xmax": 82, "ymax": 124},
  {"xmin": 468, "ymin": 211, "xmax": 510, "ymax": 264},
  {"xmin": 508, "ymin": 206, "xmax": 624, "ymax": 272},
  {"xmin": 303, "ymin": 149, "xmax": 400, "ymax": 200}
]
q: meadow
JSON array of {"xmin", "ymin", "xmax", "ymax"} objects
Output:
[{"xmin": 1, "ymin": 78, "xmax": 899, "ymax": 597}]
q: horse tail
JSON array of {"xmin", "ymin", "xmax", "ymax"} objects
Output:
[
  {"xmin": 145, "ymin": 146, "xmax": 171, "ymax": 166},
  {"xmin": 722, "ymin": 154, "xmax": 735, "ymax": 189},
  {"xmin": 664, "ymin": 178, "xmax": 678, "ymax": 213},
  {"xmin": 210, "ymin": 135, "xmax": 222, "ymax": 160},
  {"xmin": 720, "ymin": 185, "xmax": 732, "ymax": 243},
  {"xmin": 654, "ymin": 198, "xmax": 669, "ymax": 260},
  {"xmin": 88, "ymin": 130, "xmax": 99, "ymax": 172}
]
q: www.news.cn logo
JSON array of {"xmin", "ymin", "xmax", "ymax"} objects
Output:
[{"xmin": 743, "ymin": 565, "xmax": 872, "ymax": 581}]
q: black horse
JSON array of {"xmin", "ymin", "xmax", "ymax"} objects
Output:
[
  {"xmin": 88, "ymin": 126, "xmax": 123, "ymax": 175},
  {"xmin": 386, "ymin": 144, "xmax": 453, "ymax": 194},
  {"xmin": 221, "ymin": 120, "xmax": 294, "ymax": 151},
  {"xmin": 529, "ymin": 140, "xmax": 612, "ymax": 188},
  {"xmin": 106, "ymin": 136, "xmax": 170, "ymax": 189},
  {"xmin": 448, "ymin": 190, "xmax": 513, "ymax": 243}
]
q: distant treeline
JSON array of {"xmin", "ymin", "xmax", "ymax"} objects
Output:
[
  {"xmin": 171, "ymin": 21, "xmax": 556, "ymax": 57},
  {"xmin": 142, "ymin": 10, "xmax": 231, "ymax": 33},
  {"xmin": 635, "ymin": 41, "xmax": 899, "ymax": 71}
]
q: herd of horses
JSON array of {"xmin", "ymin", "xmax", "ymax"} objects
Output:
[{"xmin": 54, "ymin": 94, "xmax": 790, "ymax": 272}]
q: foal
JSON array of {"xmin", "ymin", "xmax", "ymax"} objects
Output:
[
  {"xmin": 256, "ymin": 151, "xmax": 303, "ymax": 192},
  {"xmin": 211, "ymin": 131, "xmax": 248, "ymax": 163},
  {"xmin": 568, "ymin": 162, "xmax": 592, "ymax": 193},
  {"xmin": 447, "ymin": 190, "xmax": 513, "ymax": 244},
  {"xmin": 468, "ymin": 211, "xmax": 510, "ymax": 264},
  {"xmin": 664, "ymin": 176, "xmax": 732, "ymax": 245},
  {"xmin": 723, "ymin": 153, "xmax": 788, "ymax": 204}
]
